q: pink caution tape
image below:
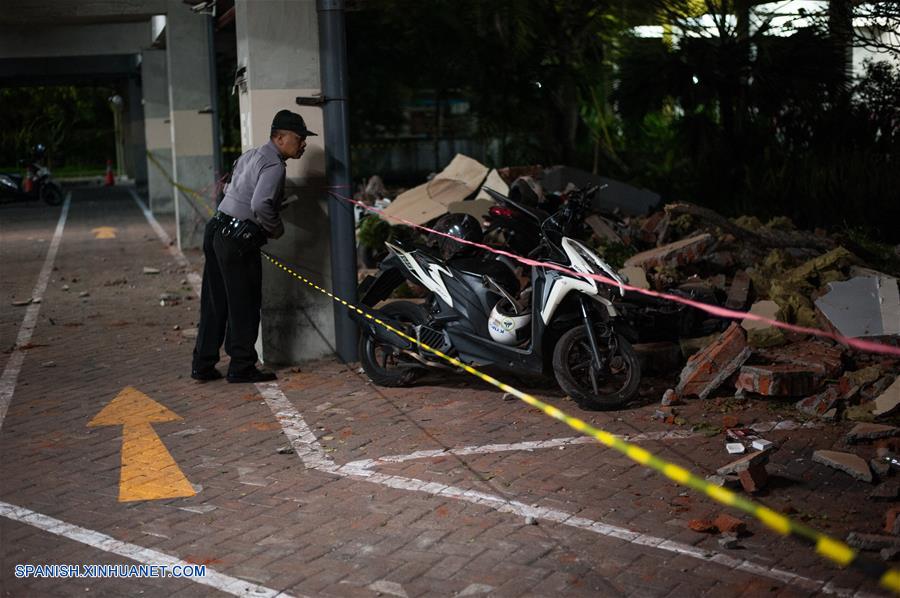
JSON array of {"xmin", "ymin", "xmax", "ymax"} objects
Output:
[{"xmin": 330, "ymin": 189, "xmax": 900, "ymax": 358}]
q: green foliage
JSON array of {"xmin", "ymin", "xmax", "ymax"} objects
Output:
[
  {"xmin": 0, "ymin": 86, "xmax": 116, "ymax": 168},
  {"xmin": 357, "ymin": 216, "xmax": 394, "ymax": 251}
]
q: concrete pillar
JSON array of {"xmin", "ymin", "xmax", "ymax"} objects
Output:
[
  {"xmin": 166, "ymin": 0, "xmax": 217, "ymax": 249},
  {"xmin": 141, "ymin": 49, "xmax": 174, "ymax": 214},
  {"xmin": 126, "ymin": 77, "xmax": 148, "ymax": 187},
  {"xmin": 235, "ymin": 0, "xmax": 335, "ymax": 364}
]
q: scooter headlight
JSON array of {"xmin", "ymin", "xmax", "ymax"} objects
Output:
[{"xmin": 564, "ymin": 238, "xmax": 626, "ymax": 296}]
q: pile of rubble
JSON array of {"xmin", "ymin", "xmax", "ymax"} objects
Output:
[{"xmin": 358, "ymin": 153, "xmax": 900, "ymax": 557}]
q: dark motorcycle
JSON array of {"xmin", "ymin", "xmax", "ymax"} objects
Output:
[
  {"xmin": 353, "ymin": 186, "xmax": 642, "ymax": 409},
  {"xmin": 0, "ymin": 160, "xmax": 64, "ymax": 206}
]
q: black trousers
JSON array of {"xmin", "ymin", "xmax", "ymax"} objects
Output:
[{"xmin": 192, "ymin": 218, "xmax": 262, "ymax": 376}]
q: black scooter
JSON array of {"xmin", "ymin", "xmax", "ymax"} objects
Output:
[
  {"xmin": 353, "ymin": 186, "xmax": 642, "ymax": 409},
  {"xmin": 0, "ymin": 161, "xmax": 64, "ymax": 206}
]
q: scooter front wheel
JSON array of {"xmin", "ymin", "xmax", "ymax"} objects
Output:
[
  {"xmin": 40, "ymin": 182, "xmax": 64, "ymax": 206},
  {"xmin": 552, "ymin": 327, "xmax": 641, "ymax": 409},
  {"xmin": 358, "ymin": 300, "xmax": 427, "ymax": 387}
]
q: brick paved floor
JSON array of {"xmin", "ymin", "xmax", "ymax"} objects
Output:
[{"xmin": 0, "ymin": 186, "xmax": 895, "ymax": 597}]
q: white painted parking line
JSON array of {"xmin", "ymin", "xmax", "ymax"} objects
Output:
[
  {"xmin": 129, "ymin": 186, "xmax": 858, "ymax": 595},
  {"xmin": 253, "ymin": 402, "xmax": 846, "ymax": 595},
  {"xmin": 0, "ymin": 193, "xmax": 71, "ymax": 433},
  {"xmin": 334, "ymin": 469, "xmax": 864, "ymax": 596},
  {"xmin": 130, "ymin": 189, "xmax": 202, "ymax": 297},
  {"xmin": 345, "ymin": 420, "xmax": 819, "ymax": 469},
  {"xmin": 255, "ymin": 382, "xmax": 337, "ymax": 473},
  {"xmin": 0, "ymin": 501, "xmax": 302, "ymax": 597}
]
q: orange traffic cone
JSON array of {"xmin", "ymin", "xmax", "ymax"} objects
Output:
[
  {"xmin": 104, "ymin": 159, "xmax": 115, "ymax": 186},
  {"xmin": 23, "ymin": 169, "xmax": 33, "ymax": 193}
]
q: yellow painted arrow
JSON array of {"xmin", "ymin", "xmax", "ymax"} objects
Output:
[
  {"xmin": 91, "ymin": 226, "xmax": 117, "ymax": 239},
  {"xmin": 88, "ymin": 387, "xmax": 196, "ymax": 502}
]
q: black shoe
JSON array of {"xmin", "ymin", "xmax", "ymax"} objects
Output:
[
  {"xmin": 191, "ymin": 368, "xmax": 223, "ymax": 381},
  {"xmin": 226, "ymin": 368, "xmax": 277, "ymax": 383}
]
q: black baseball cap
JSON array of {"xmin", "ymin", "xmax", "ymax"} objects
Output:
[{"xmin": 271, "ymin": 109, "xmax": 317, "ymax": 137}]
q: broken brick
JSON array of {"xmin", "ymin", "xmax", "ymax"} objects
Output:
[
  {"xmin": 886, "ymin": 507, "xmax": 900, "ymax": 535},
  {"xmin": 676, "ymin": 323, "xmax": 751, "ymax": 400},
  {"xmin": 725, "ymin": 270, "xmax": 752, "ymax": 311},
  {"xmin": 688, "ymin": 519, "xmax": 718, "ymax": 533},
  {"xmin": 660, "ymin": 388, "xmax": 682, "ymax": 406},
  {"xmin": 735, "ymin": 364, "xmax": 820, "ymax": 397},
  {"xmin": 638, "ymin": 211, "xmax": 666, "ymax": 244},
  {"xmin": 812, "ymin": 450, "xmax": 873, "ymax": 483},
  {"xmin": 717, "ymin": 449, "xmax": 771, "ymax": 476},
  {"xmin": 796, "ymin": 386, "xmax": 842, "ymax": 418},
  {"xmin": 738, "ymin": 463, "xmax": 769, "ymax": 493},
  {"xmin": 624, "ymin": 233, "xmax": 714, "ymax": 270},
  {"xmin": 756, "ymin": 341, "xmax": 844, "ymax": 378},
  {"xmin": 713, "ymin": 513, "xmax": 747, "ymax": 536}
]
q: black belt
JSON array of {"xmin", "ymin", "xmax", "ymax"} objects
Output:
[
  {"xmin": 214, "ymin": 211, "xmax": 267, "ymax": 249},
  {"xmin": 214, "ymin": 211, "xmax": 242, "ymax": 227}
]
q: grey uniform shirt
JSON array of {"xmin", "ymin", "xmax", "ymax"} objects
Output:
[{"xmin": 218, "ymin": 140, "xmax": 286, "ymax": 239}]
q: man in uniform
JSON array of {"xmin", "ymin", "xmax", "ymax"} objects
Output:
[{"xmin": 191, "ymin": 110, "xmax": 316, "ymax": 383}]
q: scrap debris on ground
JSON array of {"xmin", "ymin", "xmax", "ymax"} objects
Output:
[{"xmin": 353, "ymin": 153, "xmax": 900, "ymax": 559}]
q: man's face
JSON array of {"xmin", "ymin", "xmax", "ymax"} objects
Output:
[{"xmin": 277, "ymin": 131, "xmax": 307, "ymax": 159}]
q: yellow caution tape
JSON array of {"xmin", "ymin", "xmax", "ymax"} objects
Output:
[
  {"xmin": 145, "ymin": 151, "xmax": 215, "ymax": 217},
  {"xmin": 261, "ymin": 250, "xmax": 900, "ymax": 594}
]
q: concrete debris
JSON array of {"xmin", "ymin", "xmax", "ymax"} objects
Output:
[
  {"xmin": 143, "ymin": 267, "xmax": 160, "ymax": 275},
  {"xmin": 815, "ymin": 275, "xmax": 900, "ymax": 339},
  {"xmin": 735, "ymin": 364, "xmax": 820, "ymax": 397},
  {"xmin": 724, "ymin": 270, "xmax": 752, "ymax": 311},
  {"xmin": 11, "ymin": 299, "xmax": 32, "ymax": 306},
  {"xmin": 872, "ymin": 458, "xmax": 892, "ymax": 478},
  {"xmin": 718, "ymin": 533, "xmax": 741, "ymax": 549},
  {"xmin": 872, "ymin": 378, "xmax": 900, "ymax": 418},
  {"xmin": 676, "ymin": 323, "xmax": 751, "ymax": 400},
  {"xmin": 739, "ymin": 301, "xmax": 785, "ymax": 347},
  {"xmin": 624, "ymin": 233, "xmax": 714, "ymax": 271},
  {"xmin": 660, "ymin": 388, "xmax": 681, "ymax": 406},
  {"xmin": 796, "ymin": 387, "xmax": 843, "ymax": 419},
  {"xmin": 726, "ymin": 443, "xmax": 745, "ymax": 454},
  {"xmin": 812, "ymin": 450, "xmax": 873, "ymax": 483},
  {"xmin": 717, "ymin": 449, "xmax": 771, "ymax": 476},
  {"xmin": 585, "ymin": 214, "xmax": 624, "ymax": 244},
  {"xmin": 846, "ymin": 532, "xmax": 900, "ymax": 551},
  {"xmin": 871, "ymin": 481, "xmax": 900, "ymax": 502},
  {"xmin": 847, "ymin": 423, "xmax": 900, "ymax": 444},
  {"xmin": 382, "ymin": 154, "xmax": 489, "ymax": 226},
  {"xmin": 618, "ymin": 266, "xmax": 649, "ymax": 290}
]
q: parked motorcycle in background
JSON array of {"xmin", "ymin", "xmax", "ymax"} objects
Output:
[{"xmin": 0, "ymin": 144, "xmax": 64, "ymax": 206}]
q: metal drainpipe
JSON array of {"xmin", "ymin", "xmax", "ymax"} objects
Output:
[
  {"xmin": 206, "ymin": 11, "xmax": 223, "ymax": 184},
  {"xmin": 318, "ymin": 0, "xmax": 358, "ymax": 362}
]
